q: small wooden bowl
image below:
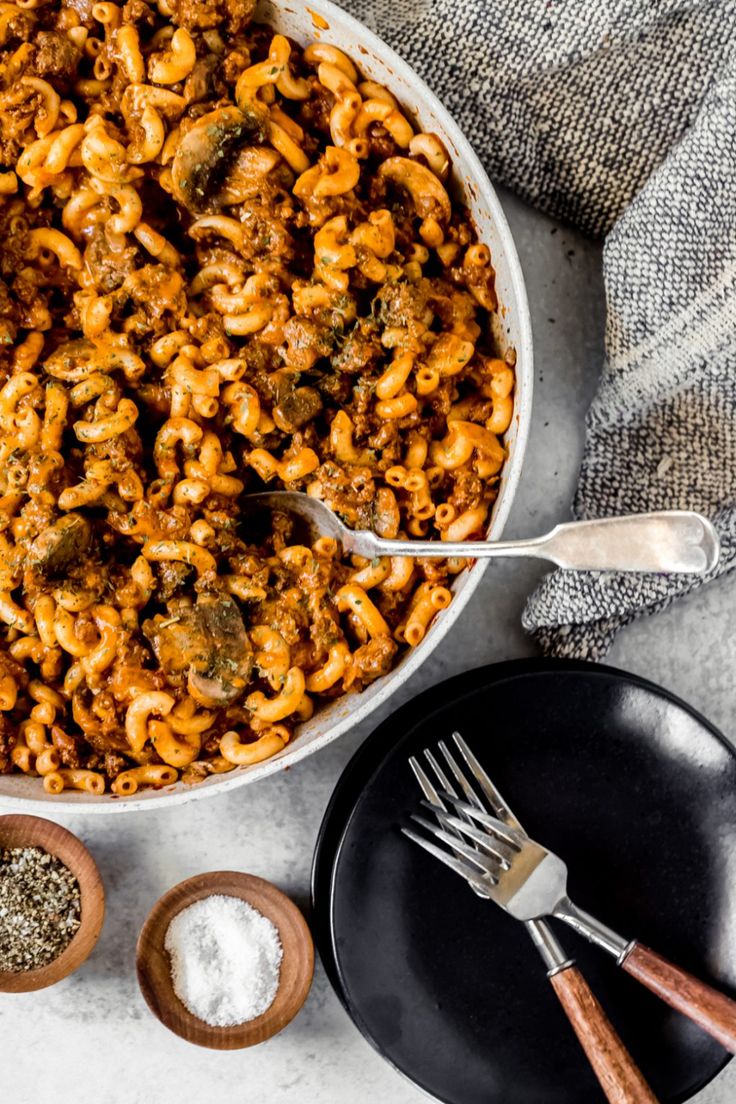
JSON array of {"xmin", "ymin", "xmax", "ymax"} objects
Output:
[
  {"xmin": 136, "ymin": 871, "xmax": 314, "ymax": 1049},
  {"xmin": 0, "ymin": 814, "xmax": 105, "ymax": 993}
]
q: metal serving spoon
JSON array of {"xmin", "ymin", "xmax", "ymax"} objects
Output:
[{"xmin": 244, "ymin": 492, "xmax": 720, "ymax": 574}]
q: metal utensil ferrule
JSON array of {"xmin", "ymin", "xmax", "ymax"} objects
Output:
[
  {"xmin": 526, "ymin": 918, "xmax": 574, "ymax": 976},
  {"xmin": 552, "ymin": 897, "xmax": 630, "ymax": 959}
]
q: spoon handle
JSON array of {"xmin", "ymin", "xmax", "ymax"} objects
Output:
[{"xmin": 365, "ymin": 511, "xmax": 719, "ymax": 574}]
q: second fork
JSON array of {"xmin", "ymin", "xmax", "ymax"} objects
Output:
[{"xmin": 407, "ymin": 739, "xmax": 659, "ymax": 1103}]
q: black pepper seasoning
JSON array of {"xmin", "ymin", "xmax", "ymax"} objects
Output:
[{"xmin": 0, "ymin": 846, "xmax": 81, "ymax": 972}]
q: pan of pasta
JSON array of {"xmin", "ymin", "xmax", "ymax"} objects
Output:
[{"xmin": 0, "ymin": 0, "xmax": 533, "ymax": 808}]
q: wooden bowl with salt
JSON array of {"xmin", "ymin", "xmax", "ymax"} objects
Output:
[
  {"xmin": 136, "ymin": 871, "xmax": 314, "ymax": 1049},
  {"xmin": 0, "ymin": 813, "xmax": 105, "ymax": 993}
]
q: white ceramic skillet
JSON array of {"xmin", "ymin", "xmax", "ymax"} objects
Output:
[{"xmin": 0, "ymin": 0, "xmax": 533, "ymax": 811}]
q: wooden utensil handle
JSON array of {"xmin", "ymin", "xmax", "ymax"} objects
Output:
[
  {"xmin": 550, "ymin": 965, "xmax": 659, "ymax": 1103},
  {"xmin": 621, "ymin": 943, "xmax": 736, "ymax": 1053}
]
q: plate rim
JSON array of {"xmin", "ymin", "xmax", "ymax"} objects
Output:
[{"xmin": 311, "ymin": 656, "xmax": 735, "ymax": 1104}]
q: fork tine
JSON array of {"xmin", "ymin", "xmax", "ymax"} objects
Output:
[
  {"xmin": 438, "ymin": 739, "xmax": 485, "ymax": 809},
  {"xmin": 423, "ymin": 748, "xmax": 458, "ymax": 799},
  {"xmin": 422, "ymin": 803, "xmax": 512, "ymax": 869},
  {"xmin": 423, "ymin": 743, "xmax": 519, "ymax": 849},
  {"xmin": 451, "ymin": 732, "xmax": 520, "ymax": 829},
  {"xmin": 409, "ymin": 814, "xmax": 503, "ymax": 881},
  {"xmin": 411, "ymin": 756, "xmax": 493, "ymax": 899},
  {"xmin": 401, "ymin": 827, "xmax": 492, "ymax": 894},
  {"xmin": 435, "ymin": 791, "xmax": 524, "ymax": 849},
  {"xmin": 408, "ymin": 755, "xmax": 443, "ymax": 807}
]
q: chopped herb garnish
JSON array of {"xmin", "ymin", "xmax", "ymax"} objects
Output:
[{"xmin": 0, "ymin": 847, "xmax": 81, "ymax": 973}]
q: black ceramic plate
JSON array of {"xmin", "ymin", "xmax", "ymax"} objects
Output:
[{"xmin": 311, "ymin": 659, "xmax": 736, "ymax": 1104}]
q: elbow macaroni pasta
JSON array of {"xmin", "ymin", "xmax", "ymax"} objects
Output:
[{"xmin": 0, "ymin": 0, "xmax": 514, "ymax": 793}]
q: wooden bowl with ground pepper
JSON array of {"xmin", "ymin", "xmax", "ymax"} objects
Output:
[{"xmin": 0, "ymin": 814, "xmax": 105, "ymax": 993}]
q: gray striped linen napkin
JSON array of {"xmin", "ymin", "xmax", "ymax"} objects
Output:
[{"xmin": 339, "ymin": 0, "xmax": 736, "ymax": 659}]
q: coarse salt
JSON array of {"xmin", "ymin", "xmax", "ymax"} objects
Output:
[{"xmin": 164, "ymin": 894, "xmax": 283, "ymax": 1027}]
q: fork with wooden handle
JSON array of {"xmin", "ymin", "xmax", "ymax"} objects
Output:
[
  {"xmin": 406, "ymin": 733, "xmax": 736, "ymax": 1057},
  {"xmin": 407, "ymin": 744, "xmax": 659, "ymax": 1103}
]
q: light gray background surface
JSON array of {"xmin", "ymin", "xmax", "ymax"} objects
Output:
[{"xmin": 1, "ymin": 193, "xmax": 734, "ymax": 1104}]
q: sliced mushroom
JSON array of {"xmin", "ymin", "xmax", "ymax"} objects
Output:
[
  {"xmin": 187, "ymin": 593, "xmax": 254, "ymax": 705},
  {"xmin": 143, "ymin": 592, "xmax": 253, "ymax": 706},
  {"xmin": 171, "ymin": 105, "xmax": 268, "ymax": 214},
  {"xmin": 29, "ymin": 514, "xmax": 92, "ymax": 576},
  {"xmin": 143, "ymin": 604, "xmax": 200, "ymax": 679}
]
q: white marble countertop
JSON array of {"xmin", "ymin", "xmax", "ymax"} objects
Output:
[{"xmin": 1, "ymin": 191, "xmax": 734, "ymax": 1104}]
